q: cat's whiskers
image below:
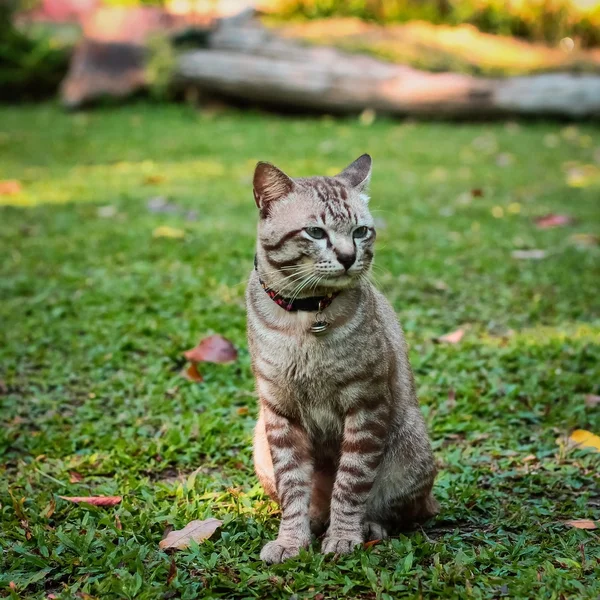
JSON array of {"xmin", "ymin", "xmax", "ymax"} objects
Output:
[{"xmin": 267, "ymin": 268, "xmax": 316, "ymax": 298}]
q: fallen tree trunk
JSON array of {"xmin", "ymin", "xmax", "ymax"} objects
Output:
[{"xmin": 175, "ymin": 21, "xmax": 600, "ymax": 118}]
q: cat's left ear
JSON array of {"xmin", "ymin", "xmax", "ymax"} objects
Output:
[
  {"xmin": 253, "ymin": 161, "xmax": 294, "ymax": 217},
  {"xmin": 337, "ymin": 154, "xmax": 372, "ymax": 196}
]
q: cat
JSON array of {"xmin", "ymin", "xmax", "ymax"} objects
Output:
[{"xmin": 246, "ymin": 154, "xmax": 438, "ymax": 564}]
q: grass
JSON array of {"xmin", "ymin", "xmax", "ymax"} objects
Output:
[{"xmin": 0, "ymin": 103, "xmax": 599, "ymax": 599}]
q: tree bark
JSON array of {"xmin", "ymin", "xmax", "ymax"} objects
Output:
[{"xmin": 174, "ymin": 21, "xmax": 600, "ymax": 118}]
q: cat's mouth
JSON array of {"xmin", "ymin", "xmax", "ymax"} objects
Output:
[{"xmin": 317, "ymin": 272, "xmax": 362, "ymax": 290}]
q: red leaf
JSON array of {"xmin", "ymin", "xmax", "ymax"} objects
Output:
[
  {"xmin": 363, "ymin": 539, "xmax": 381, "ymax": 548},
  {"xmin": 59, "ymin": 496, "xmax": 122, "ymax": 506},
  {"xmin": 565, "ymin": 519, "xmax": 597, "ymax": 530},
  {"xmin": 181, "ymin": 363, "xmax": 203, "ymax": 382},
  {"xmin": 69, "ymin": 471, "xmax": 83, "ymax": 483},
  {"xmin": 0, "ymin": 180, "xmax": 22, "ymax": 195},
  {"xmin": 435, "ymin": 329, "xmax": 464, "ymax": 344},
  {"xmin": 535, "ymin": 214, "xmax": 573, "ymax": 229},
  {"xmin": 184, "ymin": 335, "xmax": 237, "ymax": 364}
]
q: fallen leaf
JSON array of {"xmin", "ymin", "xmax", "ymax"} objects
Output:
[
  {"xmin": 153, "ymin": 226, "xmax": 185, "ymax": 239},
  {"xmin": 447, "ymin": 388, "xmax": 456, "ymax": 408},
  {"xmin": 363, "ymin": 539, "xmax": 381, "ymax": 548},
  {"xmin": 42, "ymin": 498, "xmax": 56, "ymax": 519},
  {"xmin": 115, "ymin": 514, "xmax": 122, "ymax": 530},
  {"xmin": 144, "ymin": 174, "xmax": 165, "ymax": 185},
  {"xmin": 0, "ymin": 180, "xmax": 22, "ymax": 195},
  {"xmin": 535, "ymin": 214, "xmax": 573, "ymax": 229},
  {"xmin": 511, "ymin": 249, "xmax": 547, "ymax": 260},
  {"xmin": 584, "ymin": 394, "xmax": 600, "ymax": 407},
  {"xmin": 159, "ymin": 518, "xmax": 222, "ymax": 550},
  {"xmin": 167, "ymin": 558, "xmax": 177, "ymax": 584},
  {"xmin": 569, "ymin": 429, "xmax": 600, "ymax": 452},
  {"xmin": 566, "ymin": 164, "xmax": 600, "ymax": 188},
  {"xmin": 496, "ymin": 153, "xmax": 513, "ymax": 167},
  {"xmin": 522, "ymin": 454, "xmax": 537, "ymax": 463},
  {"xmin": 570, "ymin": 233, "xmax": 599, "ymax": 248},
  {"xmin": 236, "ymin": 406, "xmax": 249, "ymax": 415},
  {"xmin": 565, "ymin": 519, "xmax": 597, "ymax": 530},
  {"xmin": 471, "ymin": 188, "xmax": 484, "ymax": 197},
  {"xmin": 181, "ymin": 363, "xmax": 203, "ymax": 383},
  {"xmin": 97, "ymin": 205, "xmax": 117, "ymax": 218},
  {"xmin": 435, "ymin": 329, "xmax": 464, "ymax": 344},
  {"xmin": 147, "ymin": 196, "xmax": 178, "ymax": 214},
  {"xmin": 69, "ymin": 471, "xmax": 83, "ymax": 483},
  {"xmin": 59, "ymin": 496, "xmax": 122, "ymax": 506},
  {"xmin": 184, "ymin": 335, "xmax": 237, "ymax": 364},
  {"xmin": 359, "ymin": 108, "xmax": 376, "ymax": 126}
]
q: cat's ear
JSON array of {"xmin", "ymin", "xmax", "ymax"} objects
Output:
[
  {"xmin": 337, "ymin": 154, "xmax": 372, "ymax": 195},
  {"xmin": 253, "ymin": 162, "xmax": 294, "ymax": 216}
]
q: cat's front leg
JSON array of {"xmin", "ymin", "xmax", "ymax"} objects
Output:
[
  {"xmin": 322, "ymin": 400, "xmax": 388, "ymax": 555},
  {"xmin": 260, "ymin": 400, "xmax": 313, "ymax": 564}
]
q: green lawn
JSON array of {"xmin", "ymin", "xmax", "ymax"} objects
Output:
[{"xmin": 1, "ymin": 103, "xmax": 599, "ymax": 599}]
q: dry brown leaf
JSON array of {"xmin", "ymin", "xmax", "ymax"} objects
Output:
[
  {"xmin": 59, "ymin": 496, "xmax": 122, "ymax": 506},
  {"xmin": 436, "ymin": 329, "xmax": 464, "ymax": 344},
  {"xmin": 181, "ymin": 363, "xmax": 203, "ymax": 383},
  {"xmin": 144, "ymin": 174, "xmax": 165, "ymax": 185},
  {"xmin": 570, "ymin": 233, "xmax": 599, "ymax": 248},
  {"xmin": 236, "ymin": 406, "xmax": 249, "ymax": 416},
  {"xmin": 0, "ymin": 180, "xmax": 22, "ymax": 195},
  {"xmin": 584, "ymin": 394, "xmax": 600, "ymax": 407},
  {"xmin": 363, "ymin": 539, "xmax": 381, "ymax": 548},
  {"xmin": 565, "ymin": 519, "xmax": 597, "ymax": 530},
  {"xmin": 115, "ymin": 514, "xmax": 123, "ymax": 530},
  {"xmin": 447, "ymin": 388, "xmax": 457, "ymax": 408},
  {"xmin": 470, "ymin": 188, "xmax": 484, "ymax": 197},
  {"xmin": 535, "ymin": 214, "xmax": 573, "ymax": 229},
  {"xmin": 184, "ymin": 335, "xmax": 237, "ymax": 364},
  {"xmin": 159, "ymin": 518, "xmax": 222, "ymax": 550},
  {"xmin": 69, "ymin": 471, "xmax": 83, "ymax": 483},
  {"xmin": 166, "ymin": 558, "xmax": 177, "ymax": 585},
  {"xmin": 42, "ymin": 498, "xmax": 56, "ymax": 519},
  {"xmin": 522, "ymin": 454, "xmax": 537, "ymax": 463}
]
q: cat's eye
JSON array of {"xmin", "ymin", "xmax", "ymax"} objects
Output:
[
  {"xmin": 305, "ymin": 227, "xmax": 326, "ymax": 239},
  {"xmin": 353, "ymin": 226, "xmax": 369, "ymax": 239}
]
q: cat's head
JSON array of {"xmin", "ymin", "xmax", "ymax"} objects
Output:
[{"xmin": 253, "ymin": 154, "xmax": 375, "ymax": 296}]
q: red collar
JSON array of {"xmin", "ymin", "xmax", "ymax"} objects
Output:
[{"xmin": 254, "ymin": 255, "xmax": 339, "ymax": 312}]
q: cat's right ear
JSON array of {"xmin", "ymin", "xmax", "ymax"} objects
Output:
[{"xmin": 253, "ymin": 162, "xmax": 294, "ymax": 217}]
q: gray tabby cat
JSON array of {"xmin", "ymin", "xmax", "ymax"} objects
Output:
[{"xmin": 246, "ymin": 154, "xmax": 438, "ymax": 564}]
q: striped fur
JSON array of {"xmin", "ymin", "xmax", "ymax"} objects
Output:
[{"xmin": 247, "ymin": 155, "xmax": 438, "ymax": 563}]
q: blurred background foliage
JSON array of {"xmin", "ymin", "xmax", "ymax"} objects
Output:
[
  {"xmin": 273, "ymin": 0, "xmax": 600, "ymax": 47},
  {"xmin": 2, "ymin": 0, "xmax": 600, "ymax": 102},
  {"xmin": 0, "ymin": 1, "xmax": 71, "ymax": 100}
]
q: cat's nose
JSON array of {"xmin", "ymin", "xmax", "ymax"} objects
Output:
[{"xmin": 337, "ymin": 252, "xmax": 356, "ymax": 271}]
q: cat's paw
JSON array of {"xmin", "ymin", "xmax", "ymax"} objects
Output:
[
  {"xmin": 321, "ymin": 535, "xmax": 361, "ymax": 556},
  {"xmin": 363, "ymin": 521, "xmax": 388, "ymax": 541},
  {"xmin": 260, "ymin": 540, "xmax": 303, "ymax": 564}
]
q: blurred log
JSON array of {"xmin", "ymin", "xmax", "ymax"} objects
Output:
[{"xmin": 175, "ymin": 22, "xmax": 600, "ymax": 118}]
